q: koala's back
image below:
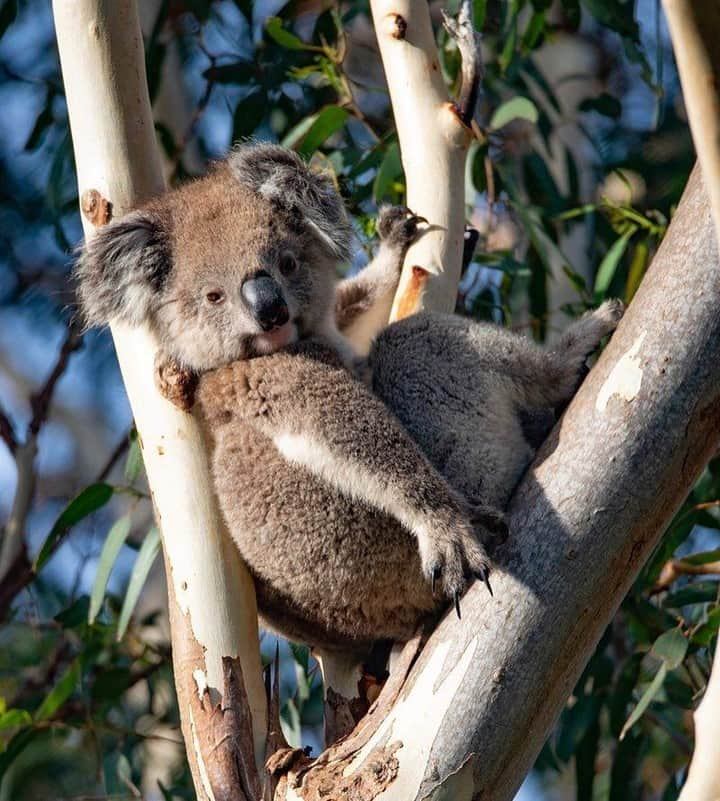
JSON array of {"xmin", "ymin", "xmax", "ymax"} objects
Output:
[
  {"xmin": 370, "ymin": 312, "xmax": 551, "ymax": 508},
  {"xmin": 198, "ymin": 361, "xmax": 438, "ymax": 651}
]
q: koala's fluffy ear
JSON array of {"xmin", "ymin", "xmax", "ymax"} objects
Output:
[
  {"xmin": 74, "ymin": 211, "xmax": 170, "ymax": 328},
  {"xmin": 228, "ymin": 143, "xmax": 353, "ymax": 262}
]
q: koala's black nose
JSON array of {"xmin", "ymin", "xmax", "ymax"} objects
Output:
[{"xmin": 241, "ymin": 271, "xmax": 290, "ymax": 331}]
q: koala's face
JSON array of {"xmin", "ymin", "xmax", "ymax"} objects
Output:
[{"xmin": 75, "ymin": 144, "xmax": 353, "ymax": 371}]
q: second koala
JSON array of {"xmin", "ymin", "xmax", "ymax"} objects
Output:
[{"xmin": 76, "ymin": 144, "xmax": 623, "ymax": 653}]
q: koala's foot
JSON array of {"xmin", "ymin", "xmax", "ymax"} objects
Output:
[
  {"xmin": 558, "ymin": 298, "xmax": 626, "ymax": 362},
  {"xmin": 377, "ymin": 205, "xmax": 426, "ymax": 252},
  {"xmin": 421, "ymin": 514, "xmax": 492, "ymax": 618},
  {"xmin": 154, "ymin": 352, "xmax": 198, "ymax": 412}
]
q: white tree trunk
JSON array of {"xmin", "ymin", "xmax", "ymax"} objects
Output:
[
  {"xmin": 52, "ymin": 3, "xmax": 267, "ymax": 796},
  {"xmin": 370, "ymin": 0, "xmax": 474, "ymax": 318}
]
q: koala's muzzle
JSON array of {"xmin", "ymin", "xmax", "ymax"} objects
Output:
[{"xmin": 241, "ymin": 271, "xmax": 290, "ymax": 331}]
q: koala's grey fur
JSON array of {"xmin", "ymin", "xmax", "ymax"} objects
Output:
[{"xmin": 75, "ymin": 142, "xmax": 624, "ymax": 654}]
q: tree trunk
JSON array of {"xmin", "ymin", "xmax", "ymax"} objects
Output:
[{"xmin": 52, "ymin": 4, "xmax": 267, "ymax": 798}]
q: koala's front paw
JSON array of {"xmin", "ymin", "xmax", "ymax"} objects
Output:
[
  {"xmin": 377, "ymin": 205, "xmax": 426, "ymax": 252},
  {"xmin": 469, "ymin": 503, "xmax": 509, "ymax": 555},
  {"xmin": 154, "ymin": 352, "xmax": 198, "ymax": 412},
  {"xmin": 420, "ymin": 516, "xmax": 492, "ymax": 618}
]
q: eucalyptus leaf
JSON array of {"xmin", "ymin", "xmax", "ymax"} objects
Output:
[
  {"xmin": 619, "ymin": 662, "xmax": 666, "ymax": 740},
  {"xmin": 266, "ymin": 17, "xmax": 316, "ymax": 51},
  {"xmin": 89, "ymin": 515, "xmax": 132, "ymax": 624},
  {"xmin": 593, "ymin": 227, "xmax": 635, "ymax": 301},
  {"xmin": 117, "ymin": 527, "xmax": 161, "ymax": 640},
  {"xmin": 35, "ymin": 659, "xmax": 81, "ymax": 721},
  {"xmin": 34, "ymin": 483, "xmax": 114, "ymax": 571},
  {"xmin": 490, "ymin": 97, "xmax": 539, "ymax": 130},
  {"xmin": 297, "ymin": 106, "xmax": 348, "ymax": 158},
  {"xmin": 650, "ymin": 628, "xmax": 687, "ymax": 670}
]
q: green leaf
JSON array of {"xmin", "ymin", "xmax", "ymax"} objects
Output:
[
  {"xmin": 89, "ymin": 515, "xmax": 132, "ymax": 624},
  {"xmin": 651, "ymin": 628, "xmax": 687, "ymax": 670},
  {"xmin": 373, "ymin": 141, "xmax": 403, "ymax": 202},
  {"xmin": 0, "ymin": 728, "xmax": 38, "ymax": 782},
  {"xmin": 684, "ymin": 548, "xmax": 720, "ymax": 565},
  {"xmin": 490, "ymin": 97, "xmax": 539, "ymax": 130},
  {"xmin": 619, "ymin": 662, "xmax": 667, "ymax": 740},
  {"xmin": 266, "ymin": 17, "xmax": 317, "ymax": 51},
  {"xmin": 297, "ymin": 106, "xmax": 348, "ymax": 158},
  {"xmin": 593, "ymin": 227, "xmax": 635, "ymax": 301},
  {"xmin": 0, "ymin": 709, "xmax": 32, "ymax": 730},
  {"xmin": 34, "ymin": 483, "xmax": 114, "ymax": 571},
  {"xmin": 473, "ymin": 0, "xmax": 487, "ymax": 28},
  {"xmin": 281, "ymin": 697, "xmax": 302, "ymax": 748},
  {"xmin": 282, "ymin": 114, "xmax": 320, "ymax": 149},
  {"xmin": 693, "ymin": 605, "xmax": 720, "ymax": 646},
  {"xmin": 663, "ymin": 581, "xmax": 719, "ymax": 608},
  {"xmin": 35, "ymin": 659, "xmax": 81, "ymax": 721},
  {"xmin": 54, "ymin": 595, "xmax": 91, "ymax": 629},
  {"xmin": 117, "ymin": 527, "xmax": 161, "ymax": 640},
  {"xmin": 124, "ymin": 431, "xmax": 144, "ymax": 484},
  {"xmin": 289, "ymin": 642, "xmax": 310, "ymax": 674}
]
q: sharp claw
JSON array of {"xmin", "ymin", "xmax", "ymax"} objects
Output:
[
  {"xmin": 476, "ymin": 566, "xmax": 494, "ymax": 597},
  {"xmin": 431, "ymin": 566, "xmax": 441, "ymax": 595},
  {"xmin": 454, "ymin": 591, "xmax": 462, "ymax": 619}
]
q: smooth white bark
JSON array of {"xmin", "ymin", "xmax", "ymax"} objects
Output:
[
  {"xmin": 52, "ymin": 0, "xmax": 267, "ymax": 786},
  {"xmin": 370, "ymin": 0, "xmax": 472, "ymax": 318}
]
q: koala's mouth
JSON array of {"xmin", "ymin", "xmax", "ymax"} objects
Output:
[{"xmin": 252, "ymin": 320, "xmax": 298, "ymax": 355}]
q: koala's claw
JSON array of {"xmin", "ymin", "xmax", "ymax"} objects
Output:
[
  {"xmin": 422, "ymin": 518, "xmax": 492, "ymax": 612},
  {"xmin": 476, "ymin": 565, "xmax": 494, "ymax": 597}
]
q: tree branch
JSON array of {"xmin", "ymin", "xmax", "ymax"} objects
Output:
[
  {"xmin": 52, "ymin": 3, "xmax": 267, "ymax": 797},
  {"xmin": 370, "ymin": 0, "xmax": 477, "ymax": 319}
]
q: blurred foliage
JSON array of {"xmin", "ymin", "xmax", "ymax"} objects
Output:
[{"xmin": 0, "ymin": 0, "xmax": 714, "ymax": 799}]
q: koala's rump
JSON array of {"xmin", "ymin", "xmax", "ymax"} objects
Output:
[
  {"xmin": 371, "ymin": 312, "xmax": 540, "ymax": 508},
  {"xmin": 210, "ymin": 423, "xmax": 437, "ymax": 649}
]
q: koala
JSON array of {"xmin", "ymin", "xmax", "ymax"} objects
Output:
[{"xmin": 75, "ymin": 143, "xmax": 624, "ymax": 654}]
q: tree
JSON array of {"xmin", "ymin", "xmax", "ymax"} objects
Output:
[{"xmin": 0, "ymin": 0, "xmax": 717, "ymax": 799}]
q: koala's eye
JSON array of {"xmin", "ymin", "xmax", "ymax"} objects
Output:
[
  {"xmin": 205, "ymin": 290, "xmax": 225, "ymax": 304},
  {"xmin": 279, "ymin": 253, "xmax": 298, "ymax": 277}
]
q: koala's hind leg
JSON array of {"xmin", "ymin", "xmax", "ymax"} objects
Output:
[{"xmin": 519, "ymin": 299, "xmax": 625, "ymax": 410}]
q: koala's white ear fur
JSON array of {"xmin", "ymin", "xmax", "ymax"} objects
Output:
[
  {"xmin": 74, "ymin": 210, "xmax": 170, "ymax": 328},
  {"xmin": 228, "ymin": 143, "xmax": 354, "ymax": 261}
]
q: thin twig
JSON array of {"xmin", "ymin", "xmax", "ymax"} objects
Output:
[{"xmin": 0, "ymin": 405, "xmax": 17, "ymax": 455}]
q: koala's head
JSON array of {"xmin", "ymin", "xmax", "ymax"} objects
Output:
[{"xmin": 75, "ymin": 144, "xmax": 353, "ymax": 371}]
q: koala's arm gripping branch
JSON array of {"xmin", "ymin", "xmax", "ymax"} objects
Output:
[{"xmin": 52, "ymin": 2, "xmax": 267, "ymax": 797}]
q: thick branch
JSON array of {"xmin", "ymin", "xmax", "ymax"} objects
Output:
[
  {"xmin": 286, "ymin": 166, "xmax": 720, "ymax": 801},
  {"xmin": 52, "ymin": 2, "xmax": 267, "ymax": 795}
]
